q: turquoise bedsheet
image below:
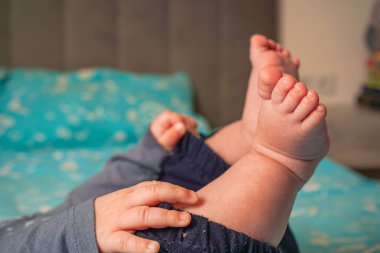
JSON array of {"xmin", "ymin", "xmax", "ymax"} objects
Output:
[
  {"xmin": 292, "ymin": 158, "xmax": 380, "ymax": 252},
  {"xmin": 0, "ymin": 145, "xmax": 133, "ymax": 217}
]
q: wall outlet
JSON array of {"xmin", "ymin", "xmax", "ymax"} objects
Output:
[{"xmin": 302, "ymin": 74, "xmax": 338, "ymax": 95}]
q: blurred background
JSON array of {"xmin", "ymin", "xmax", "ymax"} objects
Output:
[
  {"xmin": 281, "ymin": 0, "xmax": 371, "ymax": 106},
  {"xmin": 1, "ymin": 0, "xmax": 379, "ymax": 177},
  {"xmin": 280, "ymin": 0, "xmax": 380, "ymax": 179}
]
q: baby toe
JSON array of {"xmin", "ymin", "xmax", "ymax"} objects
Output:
[
  {"xmin": 281, "ymin": 82, "xmax": 308, "ymax": 112},
  {"xmin": 293, "ymin": 90, "xmax": 319, "ymax": 121},
  {"xmin": 292, "ymin": 57, "xmax": 300, "ymax": 68},
  {"xmin": 271, "ymin": 75, "xmax": 297, "ymax": 104},
  {"xmin": 282, "ymin": 49, "xmax": 291, "ymax": 58},
  {"xmin": 302, "ymin": 104, "xmax": 327, "ymax": 131},
  {"xmin": 257, "ymin": 66, "xmax": 283, "ymax": 100}
]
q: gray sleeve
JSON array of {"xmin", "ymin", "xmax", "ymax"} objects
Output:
[
  {"xmin": 0, "ymin": 131, "xmax": 168, "ymax": 252},
  {"xmin": 0, "ymin": 199, "xmax": 98, "ymax": 253},
  {"xmin": 62, "ymin": 130, "xmax": 169, "ymax": 207}
]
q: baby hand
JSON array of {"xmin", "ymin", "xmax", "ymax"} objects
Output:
[
  {"xmin": 150, "ymin": 110, "xmax": 200, "ymax": 151},
  {"xmin": 94, "ymin": 181, "xmax": 198, "ymax": 253}
]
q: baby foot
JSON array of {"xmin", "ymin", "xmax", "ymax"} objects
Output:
[
  {"xmin": 249, "ymin": 35, "xmax": 299, "ymax": 78},
  {"xmin": 150, "ymin": 110, "xmax": 199, "ymax": 151},
  {"xmin": 252, "ymin": 67, "xmax": 329, "ymax": 186},
  {"xmin": 241, "ymin": 35, "xmax": 300, "ymax": 147}
]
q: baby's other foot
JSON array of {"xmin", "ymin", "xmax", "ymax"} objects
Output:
[
  {"xmin": 150, "ymin": 110, "xmax": 199, "ymax": 151},
  {"xmin": 253, "ymin": 67, "xmax": 329, "ymax": 186},
  {"xmin": 250, "ymin": 34, "xmax": 299, "ymax": 78},
  {"xmin": 242, "ymin": 35, "xmax": 300, "ymax": 148}
]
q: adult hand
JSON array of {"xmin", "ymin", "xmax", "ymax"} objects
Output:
[{"xmin": 94, "ymin": 181, "xmax": 198, "ymax": 253}]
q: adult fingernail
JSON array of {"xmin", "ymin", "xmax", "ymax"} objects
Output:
[
  {"xmin": 146, "ymin": 242, "xmax": 159, "ymax": 252},
  {"xmin": 179, "ymin": 212, "xmax": 189, "ymax": 222}
]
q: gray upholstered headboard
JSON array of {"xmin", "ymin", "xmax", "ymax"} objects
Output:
[{"xmin": 0, "ymin": 0, "xmax": 277, "ymax": 127}]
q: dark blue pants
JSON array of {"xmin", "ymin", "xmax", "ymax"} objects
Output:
[{"xmin": 137, "ymin": 133, "xmax": 299, "ymax": 253}]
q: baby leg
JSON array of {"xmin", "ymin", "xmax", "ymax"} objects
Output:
[{"xmin": 178, "ymin": 67, "xmax": 329, "ymax": 246}]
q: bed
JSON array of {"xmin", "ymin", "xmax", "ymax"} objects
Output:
[{"xmin": 1, "ymin": 1, "xmax": 380, "ymax": 252}]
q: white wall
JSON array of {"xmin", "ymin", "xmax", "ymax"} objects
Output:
[{"xmin": 279, "ymin": 0, "xmax": 376, "ymax": 105}]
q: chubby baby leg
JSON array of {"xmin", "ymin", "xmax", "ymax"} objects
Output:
[{"xmin": 177, "ymin": 67, "xmax": 329, "ymax": 246}]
